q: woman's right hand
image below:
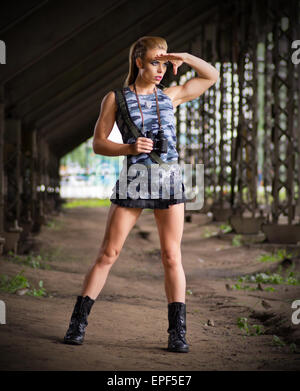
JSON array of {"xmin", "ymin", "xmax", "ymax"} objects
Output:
[{"xmin": 130, "ymin": 137, "xmax": 153, "ymax": 155}]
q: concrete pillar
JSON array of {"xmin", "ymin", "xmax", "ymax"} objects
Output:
[
  {"xmin": 53, "ymin": 154, "xmax": 63, "ymax": 212},
  {"xmin": 5, "ymin": 119, "xmax": 22, "ymax": 223},
  {"xmin": 35, "ymin": 135, "xmax": 46, "ymax": 227},
  {"xmin": 17, "ymin": 128, "xmax": 36, "ymax": 253},
  {"xmin": 3, "ymin": 118, "xmax": 23, "ymax": 253},
  {"xmin": 30, "ymin": 130, "xmax": 38, "ymax": 222},
  {"xmin": 44, "ymin": 141, "xmax": 51, "ymax": 215}
]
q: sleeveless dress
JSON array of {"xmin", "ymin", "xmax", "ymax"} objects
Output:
[{"xmin": 110, "ymin": 86, "xmax": 186, "ymax": 209}]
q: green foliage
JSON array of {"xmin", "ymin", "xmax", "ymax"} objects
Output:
[
  {"xmin": 232, "ymin": 235, "xmax": 242, "ymax": 247},
  {"xmin": 264, "ymin": 286, "xmax": 275, "ymax": 292},
  {"xmin": 237, "ymin": 317, "xmax": 265, "ymax": 336},
  {"xmin": 26, "ymin": 280, "xmax": 47, "ymax": 297},
  {"xmin": 257, "ymin": 249, "xmax": 294, "ymax": 263},
  {"xmin": 237, "ymin": 317, "xmax": 250, "ymax": 334},
  {"xmin": 272, "ymin": 335, "xmax": 286, "ymax": 347},
  {"xmin": 232, "ymin": 283, "xmax": 257, "ymax": 291},
  {"xmin": 257, "ymin": 253, "xmax": 280, "ymax": 263},
  {"xmin": 237, "ymin": 272, "xmax": 300, "ymax": 286},
  {"xmin": 219, "ymin": 223, "xmax": 232, "ymax": 234},
  {"xmin": 229, "ymin": 258, "xmax": 300, "ymax": 292},
  {"xmin": 63, "ymin": 198, "xmax": 111, "ymax": 208},
  {"xmin": 231, "ymin": 282, "xmax": 276, "ymax": 292},
  {"xmin": 0, "ymin": 270, "xmax": 30, "ymax": 293},
  {"xmin": 252, "ymin": 324, "xmax": 264, "ymax": 335},
  {"xmin": 0, "ymin": 271, "xmax": 47, "ymax": 297},
  {"xmin": 202, "ymin": 228, "xmax": 218, "ymax": 238},
  {"xmin": 237, "ymin": 318, "xmax": 297, "ymax": 351},
  {"xmin": 6, "ymin": 252, "xmax": 51, "ymax": 270}
]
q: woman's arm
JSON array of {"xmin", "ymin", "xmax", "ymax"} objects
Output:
[
  {"xmin": 93, "ymin": 91, "xmax": 153, "ymax": 156},
  {"xmin": 156, "ymin": 52, "xmax": 219, "ymax": 108},
  {"xmin": 93, "ymin": 91, "xmax": 133, "ymax": 156}
]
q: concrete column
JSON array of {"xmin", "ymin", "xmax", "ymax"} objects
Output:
[
  {"xmin": 3, "ymin": 118, "xmax": 23, "ymax": 253},
  {"xmin": 5, "ymin": 119, "xmax": 22, "ymax": 224},
  {"xmin": 53, "ymin": 154, "xmax": 63, "ymax": 212},
  {"xmin": 15, "ymin": 127, "xmax": 31, "ymax": 253},
  {"xmin": 36, "ymin": 135, "xmax": 46, "ymax": 226},
  {"xmin": 44, "ymin": 141, "xmax": 50, "ymax": 215},
  {"xmin": 30, "ymin": 130, "xmax": 38, "ymax": 222}
]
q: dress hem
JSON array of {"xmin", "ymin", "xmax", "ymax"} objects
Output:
[{"xmin": 110, "ymin": 197, "xmax": 186, "ymax": 209}]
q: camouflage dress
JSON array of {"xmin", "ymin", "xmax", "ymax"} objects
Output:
[{"xmin": 110, "ymin": 86, "xmax": 186, "ymax": 209}]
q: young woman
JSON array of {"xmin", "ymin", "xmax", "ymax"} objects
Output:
[{"xmin": 63, "ymin": 36, "xmax": 219, "ymax": 353}]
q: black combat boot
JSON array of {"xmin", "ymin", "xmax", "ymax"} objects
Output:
[
  {"xmin": 63, "ymin": 295, "xmax": 95, "ymax": 345},
  {"xmin": 167, "ymin": 302, "xmax": 189, "ymax": 353}
]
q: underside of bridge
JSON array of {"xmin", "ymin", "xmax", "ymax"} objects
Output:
[{"xmin": 0, "ymin": 0, "xmax": 299, "ymax": 254}]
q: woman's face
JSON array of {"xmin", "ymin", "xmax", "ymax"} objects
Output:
[{"xmin": 136, "ymin": 48, "xmax": 169, "ymax": 85}]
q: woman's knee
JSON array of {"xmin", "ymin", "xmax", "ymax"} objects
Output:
[
  {"xmin": 161, "ymin": 249, "xmax": 181, "ymax": 269},
  {"xmin": 95, "ymin": 246, "xmax": 121, "ymax": 267}
]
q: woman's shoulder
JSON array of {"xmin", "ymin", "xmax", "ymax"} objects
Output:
[
  {"xmin": 101, "ymin": 90, "xmax": 119, "ymax": 113},
  {"xmin": 103, "ymin": 90, "xmax": 116, "ymax": 100},
  {"xmin": 104, "ymin": 87, "xmax": 128, "ymax": 98}
]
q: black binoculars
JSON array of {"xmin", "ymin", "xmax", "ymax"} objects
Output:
[{"xmin": 146, "ymin": 129, "xmax": 168, "ymax": 155}]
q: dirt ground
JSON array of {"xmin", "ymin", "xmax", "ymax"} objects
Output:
[{"xmin": 0, "ymin": 204, "xmax": 300, "ymax": 371}]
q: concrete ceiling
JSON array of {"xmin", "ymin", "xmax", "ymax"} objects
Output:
[{"xmin": 1, "ymin": 0, "xmax": 221, "ymax": 157}]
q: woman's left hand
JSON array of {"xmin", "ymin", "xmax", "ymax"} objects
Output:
[{"xmin": 154, "ymin": 52, "xmax": 187, "ymax": 75}]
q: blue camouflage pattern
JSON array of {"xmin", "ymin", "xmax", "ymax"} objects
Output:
[
  {"xmin": 110, "ymin": 86, "xmax": 186, "ymax": 203},
  {"xmin": 116, "ymin": 86, "xmax": 179, "ymax": 164}
]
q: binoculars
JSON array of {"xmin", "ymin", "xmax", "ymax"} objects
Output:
[{"xmin": 146, "ymin": 129, "xmax": 168, "ymax": 155}]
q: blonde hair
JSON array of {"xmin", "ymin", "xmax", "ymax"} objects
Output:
[{"xmin": 124, "ymin": 36, "xmax": 168, "ymax": 87}]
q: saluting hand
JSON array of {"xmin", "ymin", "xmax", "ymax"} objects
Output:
[{"xmin": 154, "ymin": 52, "xmax": 187, "ymax": 75}]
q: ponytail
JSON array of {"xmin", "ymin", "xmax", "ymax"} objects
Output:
[{"xmin": 123, "ymin": 36, "xmax": 168, "ymax": 87}]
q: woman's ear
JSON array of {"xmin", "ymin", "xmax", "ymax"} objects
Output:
[{"xmin": 135, "ymin": 57, "xmax": 143, "ymax": 69}]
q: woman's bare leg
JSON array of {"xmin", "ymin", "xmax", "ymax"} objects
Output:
[
  {"xmin": 153, "ymin": 203, "xmax": 185, "ymax": 303},
  {"xmin": 81, "ymin": 203, "xmax": 143, "ymax": 300}
]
